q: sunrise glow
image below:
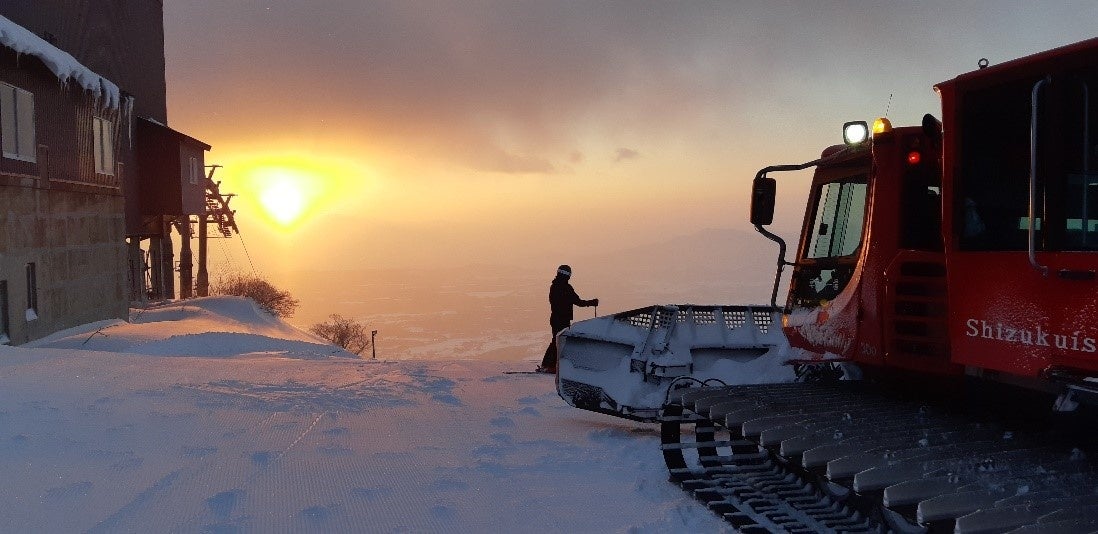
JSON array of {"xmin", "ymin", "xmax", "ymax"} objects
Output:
[{"xmin": 224, "ymin": 151, "xmax": 376, "ymax": 230}]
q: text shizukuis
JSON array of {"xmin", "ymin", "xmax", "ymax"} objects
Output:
[{"xmin": 965, "ymin": 319, "xmax": 1098, "ymax": 354}]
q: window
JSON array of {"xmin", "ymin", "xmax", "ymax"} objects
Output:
[
  {"xmin": 0, "ymin": 281, "xmax": 9, "ymax": 344},
  {"xmin": 189, "ymin": 156, "xmax": 199, "ymax": 185},
  {"xmin": 788, "ymin": 176, "xmax": 869, "ymax": 309},
  {"xmin": 1057, "ymin": 74, "xmax": 1098, "ymax": 250},
  {"xmin": 25, "ymin": 262, "xmax": 37, "ymax": 320},
  {"xmin": 0, "ymin": 83, "xmax": 35, "ymax": 162},
  {"xmin": 958, "ymin": 76, "xmax": 1043, "ymax": 251},
  {"xmin": 958, "ymin": 64, "xmax": 1098, "ymax": 251},
  {"xmin": 900, "ymin": 136, "xmax": 943, "ymax": 252},
  {"xmin": 93, "ymin": 116, "xmax": 115, "ymax": 175},
  {"xmin": 806, "ymin": 181, "xmax": 868, "ymax": 259},
  {"xmin": 1065, "ymin": 173, "xmax": 1098, "ymax": 248}
]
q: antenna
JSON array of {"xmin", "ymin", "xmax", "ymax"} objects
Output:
[{"xmin": 884, "ymin": 93, "xmax": 893, "ymax": 117}]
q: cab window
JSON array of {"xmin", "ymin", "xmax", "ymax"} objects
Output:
[
  {"xmin": 807, "ymin": 181, "xmax": 867, "ymax": 259},
  {"xmin": 790, "ymin": 177, "xmax": 867, "ymax": 308},
  {"xmin": 958, "ymin": 65, "xmax": 1098, "ymax": 251}
]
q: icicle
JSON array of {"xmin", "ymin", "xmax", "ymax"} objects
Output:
[
  {"xmin": 0, "ymin": 15, "xmax": 120, "ymax": 110},
  {"xmin": 126, "ymin": 95, "xmax": 135, "ymax": 151}
]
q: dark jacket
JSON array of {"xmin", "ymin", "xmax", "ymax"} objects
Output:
[{"xmin": 549, "ymin": 275, "xmax": 595, "ymax": 325}]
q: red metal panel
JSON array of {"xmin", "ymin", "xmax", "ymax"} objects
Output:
[
  {"xmin": 939, "ymin": 39, "xmax": 1098, "ymax": 378},
  {"xmin": 948, "ymin": 253, "xmax": 1098, "ymax": 377}
]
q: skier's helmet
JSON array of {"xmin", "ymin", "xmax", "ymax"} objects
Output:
[{"xmin": 557, "ymin": 264, "xmax": 572, "ymax": 278}]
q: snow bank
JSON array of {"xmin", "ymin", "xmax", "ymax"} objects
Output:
[
  {"xmin": 0, "ymin": 15, "xmax": 120, "ymax": 109},
  {"xmin": 27, "ymin": 296, "xmax": 349, "ymax": 358}
]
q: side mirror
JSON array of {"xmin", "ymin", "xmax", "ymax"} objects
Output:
[
  {"xmin": 922, "ymin": 113, "xmax": 942, "ymax": 144},
  {"xmin": 750, "ymin": 176, "xmax": 777, "ymax": 226}
]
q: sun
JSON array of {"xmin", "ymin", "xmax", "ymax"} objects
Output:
[
  {"xmin": 225, "ymin": 151, "xmax": 377, "ymax": 231},
  {"xmin": 259, "ymin": 177, "xmax": 307, "ymax": 226},
  {"xmin": 241, "ymin": 164, "xmax": 322, "ymax": 229}
]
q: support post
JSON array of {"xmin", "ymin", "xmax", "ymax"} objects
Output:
[
  {"xmin": 161, "ymin": 216, "xmax": 176, "ymax": 300},
  {"xmin": 178, "ymin": 217, "xmax": 193, "ymax": 299},
  {"xmin": 197, "ymin": 212, "xmax": 209, "ymax": 297},
  {"xmin": 149, "ymin": 234, "xmax": 163, "ymax": 300},
  {"xmin": 127, "ymin": 239, "xmax": 145, "ymax": 303}
]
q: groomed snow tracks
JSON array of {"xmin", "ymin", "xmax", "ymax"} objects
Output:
[{"xmin": 660, "ymin": 381, "xmax": 1098, "ymax": 533}]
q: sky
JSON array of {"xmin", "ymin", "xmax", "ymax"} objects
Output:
[{"xmin": 160, "ymin": 1, "xmax": 1098, "ymax": 284}]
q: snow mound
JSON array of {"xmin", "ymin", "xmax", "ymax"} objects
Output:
[
  {"xmin": 27, "ymin": 296, "xmax": 357, "ymax": 358},
  {"xmin": 134, "ymin": 296, "xmax": 302, "ymax": 334},
  {"xmin": 127, "ymin": 332, "xmax": 343, "ymax": 359}
]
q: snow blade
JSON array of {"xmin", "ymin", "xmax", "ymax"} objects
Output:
[{"xmin": 555, "ymin": 304, "xmax": 787, "ymax": 422}]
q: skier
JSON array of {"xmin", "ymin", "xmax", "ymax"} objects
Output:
[{"xmin": 537, "ymin": 264, "xmax": 598, "ymax": 373}]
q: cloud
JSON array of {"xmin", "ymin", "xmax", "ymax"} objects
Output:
[
  {"xmin": 613, "ymin": 148, "xmax": 639, "ymax": 163},
  {"xmin": 164, "ymin": 1, "xmax": 750, "ymax": 175},
  {"xmin": 165, "ymin": 1, "xmax": 1098, "ymax": 182},
  {"xmin": 470, "ymin": 148, "xmax": 556, "ymax": 175}
]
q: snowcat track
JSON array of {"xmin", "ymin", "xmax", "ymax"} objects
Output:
[{"xmin": 661, "ymin": 381, "xmax": 1098, "ymax": 533}]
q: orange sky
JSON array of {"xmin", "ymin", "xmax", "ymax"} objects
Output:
[{"xmin": 160, "ymin": 1, "xmax": 1098, "ymax": 282}]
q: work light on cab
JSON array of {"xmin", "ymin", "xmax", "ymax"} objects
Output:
[
  {"xmin": 843, "ymin": 121, "xmax": 869, "ymax": 145},
  {"xmin": 872, "ymin": 117, "xmax": 893, "ymax": 135}
]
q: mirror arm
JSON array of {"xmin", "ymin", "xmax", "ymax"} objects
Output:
[
  {"xmin": 754, "ymin": 223, "xmax": 788, "ymax": 310},
  {"xmin": 751, "ymin": 146, "xmax": 858, "ymax": 312},
  {"xmin": 754, "ymin": 155, "xmax": 832, "ymax": 181}
]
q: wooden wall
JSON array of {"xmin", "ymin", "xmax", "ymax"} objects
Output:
[{"xmin": 0, "ymin": 48, "xmax": 130, "ymax": 191}]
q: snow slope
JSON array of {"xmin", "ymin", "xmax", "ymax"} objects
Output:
[{"xmin": 0, "ymin": 297, "xmax": 732, "ymax": 533}]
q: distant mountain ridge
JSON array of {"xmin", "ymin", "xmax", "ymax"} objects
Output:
[{"xmin": 577, "ymin": 227, "xmax": 784, "ymax": 307}]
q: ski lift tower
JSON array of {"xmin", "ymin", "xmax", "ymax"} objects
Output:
[{"xmin": 196, "ymin": 165, "xmax": 238, "ymax": 297}]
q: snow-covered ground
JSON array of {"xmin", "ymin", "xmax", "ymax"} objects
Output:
[{"xmin": 0, "ymin": 297, "xmax": 734, "ymax": 533}]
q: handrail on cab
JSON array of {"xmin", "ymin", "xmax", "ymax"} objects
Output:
[{"xmin": 1029, "ymin": 76, "xmax": 1051, "ymax": 276}]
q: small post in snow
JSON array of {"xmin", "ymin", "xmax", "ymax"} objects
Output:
[{"xmin": 371, "ymin": 330, "xmax": 377, "ymax": 359}]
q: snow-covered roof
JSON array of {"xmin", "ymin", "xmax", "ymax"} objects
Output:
[{"xmin": 0, "ymin": 15, "xmax": 120, "ymax": 109}]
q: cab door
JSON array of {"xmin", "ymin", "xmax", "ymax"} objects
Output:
[
  {"xmin": 783, "ymin": 161, "xmax": 872, "ymax": 361},
  {"xmin": 947, "ymin": 65, "xmax": 1098, "ymax": 378}
]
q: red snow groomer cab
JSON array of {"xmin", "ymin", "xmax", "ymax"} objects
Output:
[
  {"xmin": 656, "ymin": 38, "xmax": 1098, "ymax": 532},
  {"xmin": 753, "ymin": 37, "xmax": 1098, "ymax": 404}
]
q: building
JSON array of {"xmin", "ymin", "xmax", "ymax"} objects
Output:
[{"xmin": 0, "ymin": 3, "xmax": 212, "ymax": 344}]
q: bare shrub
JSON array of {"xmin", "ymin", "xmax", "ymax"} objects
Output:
[
  {"xmin": 310, "ymin": 314, "xmax": 372, "ymax": 355},
  {"xmin": 214, "ymin": 274, "xmax": 299, "ymax": 318}
]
